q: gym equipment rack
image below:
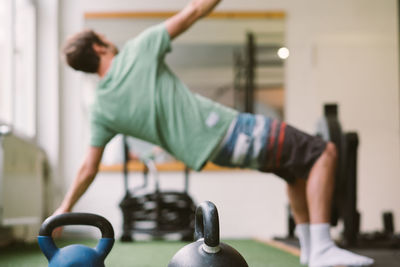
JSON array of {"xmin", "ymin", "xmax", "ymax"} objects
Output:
[
  {"xmin": 119, "ymin": 136, "xmax": 196, "ymax": 242},
  {"xmin": 233, "ymin": 32, "xmax": 285, "ymax": 115}
]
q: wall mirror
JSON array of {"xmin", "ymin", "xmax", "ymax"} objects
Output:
[{"xmin": 83, "ymin": 11, "xmax": 287, "ymax": 170}]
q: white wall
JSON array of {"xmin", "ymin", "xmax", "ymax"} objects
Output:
[
  {"xmin": 283, "ymin": 0, "xmax": 400, "ymax": 233},
  {"xmin": 58, "ymin": 0, "xmax": 400, "ymax": 239}
]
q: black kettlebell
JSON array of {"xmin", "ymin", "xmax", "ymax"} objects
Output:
[
  {"xmin": 168, "ymin": 201, "xmax": 249, "ymax": 267},
  {"xmin": 38, "ymin": 212, "xmax": 114, "ymax": 267}
]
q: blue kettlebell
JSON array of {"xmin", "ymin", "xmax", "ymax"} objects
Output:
[
  {"xmin": 38, "ymin": 212, "xmax": 114, "ymax": 267},
  {"xmin": 168, "ymin": 201, "xmax": 249, "ymax": 267}
]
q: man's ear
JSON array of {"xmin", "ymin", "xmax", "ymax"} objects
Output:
[{"xmin": 92, "ymin": 43, "xmax": 106, "ymax": 55}]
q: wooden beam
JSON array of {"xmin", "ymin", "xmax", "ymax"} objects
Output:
[
  {"xmin": 99, "ymin": 160, "xmax": 240, "ymax": 172},
  {"xmin": 84, "ymin": 11, "xmax": 285, "ymax": 20},
  {"xmin": 256, "ymin": 238, "xmax": 300, "ymax": 257}
]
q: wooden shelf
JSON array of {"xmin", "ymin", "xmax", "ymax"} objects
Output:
[
  {"xmin": 85, "ymin": 11, "xmax": 286, "ymax": 20},
  {"xmin": 99, "ymin": 160, "xmax": 239, "ymax": 172}
]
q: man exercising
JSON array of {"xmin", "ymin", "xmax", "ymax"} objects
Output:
[{"xmin": 57, "ymin": 0, "xmax": 374, "ymax": 266}]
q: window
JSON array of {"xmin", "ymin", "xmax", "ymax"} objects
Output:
[
  {"xmin": 0, "ymin": 0, "xmax": 36, "ymax": 138},
  {"xmin": 0, "ymin": 0, "xmax": 13, "ymax": 125}
]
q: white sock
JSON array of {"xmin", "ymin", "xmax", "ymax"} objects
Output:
[
  {"xmin": 309, "ymin": 223, "xmax": 374, "ymax": 267},
  {"xmin": 295, "ymin": 223, "xmax": 310, "ymax": 265}
]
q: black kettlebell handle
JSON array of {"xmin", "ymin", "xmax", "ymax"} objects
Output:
[
  {"xmin": 195, "ymin": 201, "xmax": 219, "ymax": 248},
  {"xmin": 39, "ymin": 213, "xmax": 114, "ymax": 238}
]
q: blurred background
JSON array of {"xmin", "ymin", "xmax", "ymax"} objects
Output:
[{"xmin": 0, "ymin": 0, "xmax": 399, "ymax": 244}]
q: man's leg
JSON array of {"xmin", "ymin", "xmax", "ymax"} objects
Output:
[
  {"xmin": 211, "ymin": 115, "xmax": 373, "ymax": 266},
  {"xmin": 287, "ymin": 178, "xmax": 310, "ymax": 265},
  {"xmin": 287, "ymin": 178, "xmax": 309, "ymax": 224},
  {"xmin": 306, "ymin": 142, "xmax": 336, "ymax": 223},
  {"xmin": 304, "ymin": 142, "xmax": 373, "ymax": 267},
  {"xmin": 286, "ymin": 141, "xmax": 336, "ymax": 265}
]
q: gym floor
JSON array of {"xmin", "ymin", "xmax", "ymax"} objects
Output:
[
  {"xmin": 350, "ymin": 248, "xmax": 400, "ymax": 267},
  {"xmin": 280, "ymin": 238, "xmax": 400, "ymax": 267},
  {"xmin": 0, "ymin": 239, "xmax": 301, "ymax": 267},
  {"xmin": 1, "ymin": 238, "xmax": 399, "ymax": 266}
]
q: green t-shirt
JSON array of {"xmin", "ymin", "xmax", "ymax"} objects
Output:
[{"xmin": 90, "ymin": 23, "xmax": 238, "ymax": 171}]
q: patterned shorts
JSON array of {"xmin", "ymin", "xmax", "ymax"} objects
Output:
[{"xmin": 210, "ymin": 113, "xmax": 327, "ymax": 183}]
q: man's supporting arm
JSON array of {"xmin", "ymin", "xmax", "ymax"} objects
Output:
[
  {"xmin": 165, "ymin": 0, "xmax": 221, "ymax": 40},
  {"xmin": 55, "ymin": 146, "xmax": 104, "ymax": 214}
]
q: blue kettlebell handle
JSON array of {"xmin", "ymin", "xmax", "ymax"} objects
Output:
[
  {"xmin": 38, "ymin": 213, "xmax": 114, "ymax": 261},
  {"xmin": 194, "ymin": 201, "xmax": 220, "ymax": 248}
]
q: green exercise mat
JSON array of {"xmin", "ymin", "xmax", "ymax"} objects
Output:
[{"xmin": 0, "ymin": 239, "xmax": 301, "ymax": 267}]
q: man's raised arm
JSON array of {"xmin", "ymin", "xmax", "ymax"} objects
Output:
[{"xmin": 165, "ymin": 0, "xmax": 221, "ymax": 40}]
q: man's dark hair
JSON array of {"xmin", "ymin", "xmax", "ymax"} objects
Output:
[{"xmin": 62, "ymin": 29, "xmax": 107, "ymax": 73}]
